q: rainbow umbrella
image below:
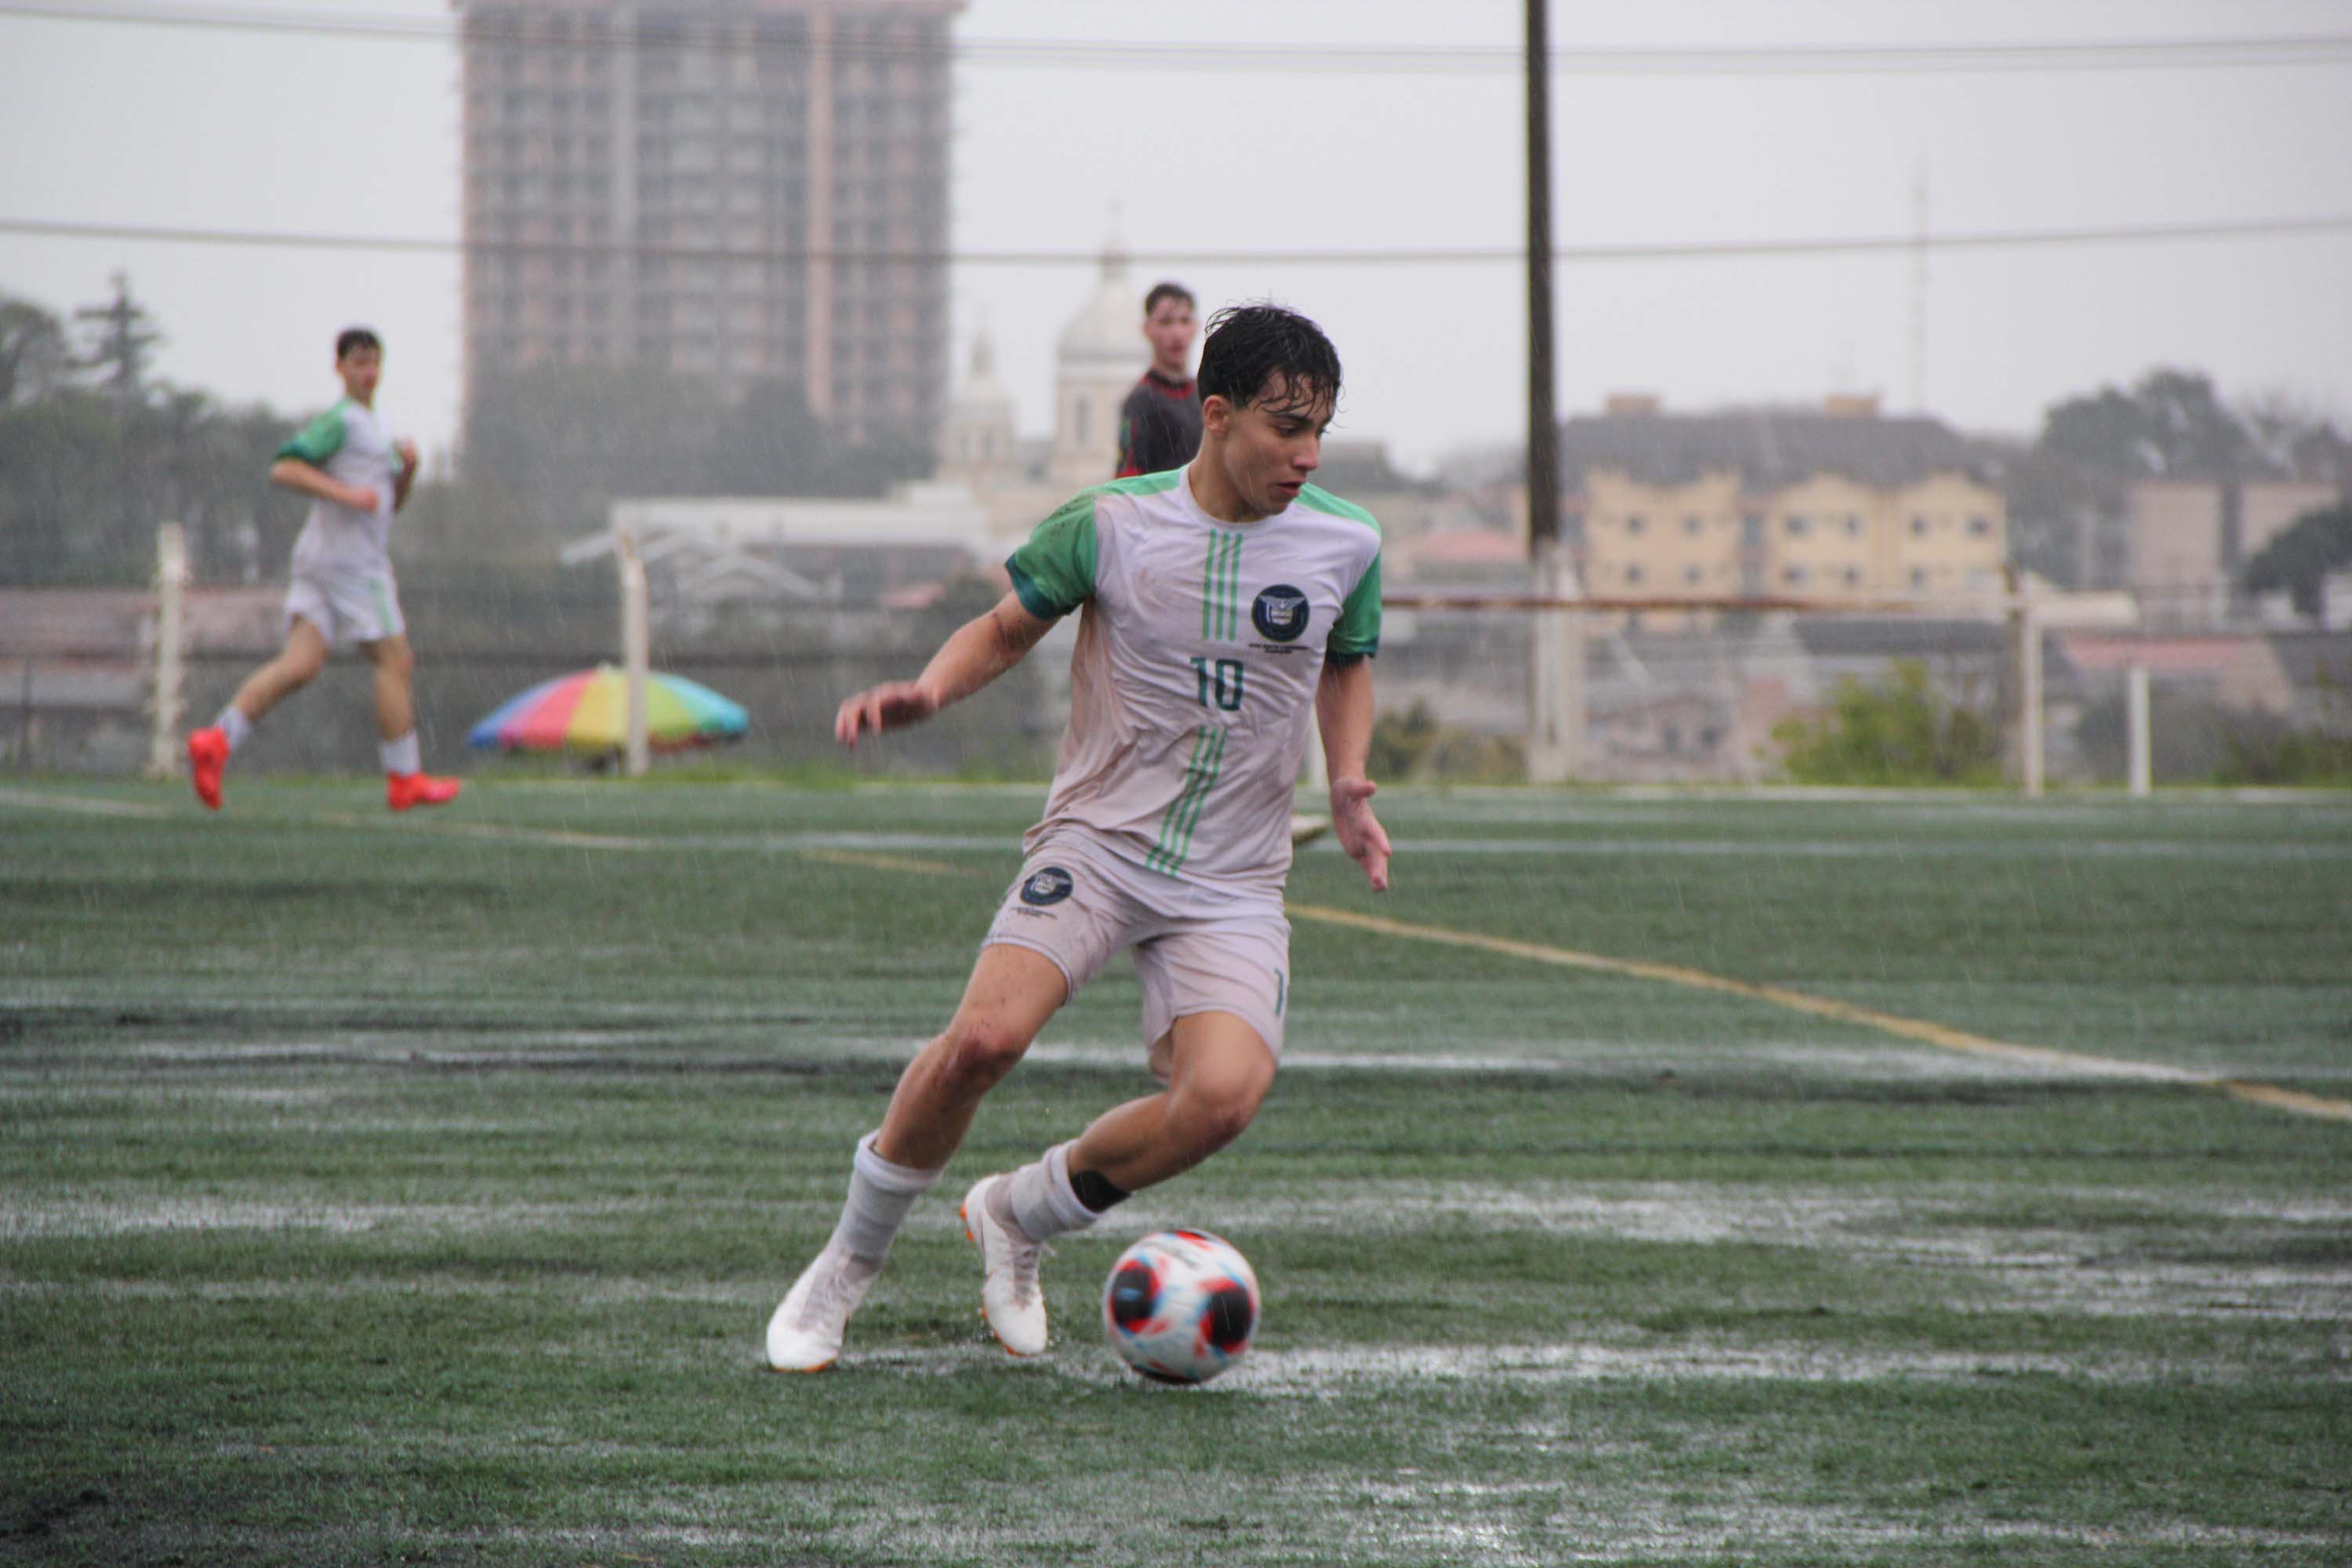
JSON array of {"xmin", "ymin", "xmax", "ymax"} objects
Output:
[{"xmin": 468, "ymin": 666, "xmax": 750, "ymax": 755}]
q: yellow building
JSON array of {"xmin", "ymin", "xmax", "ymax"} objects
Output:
[{"xmin": 1566, "ymin": 394, "xmax": 2005, "ymax": 618}]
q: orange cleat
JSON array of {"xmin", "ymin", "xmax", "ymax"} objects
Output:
[
  {"xmin": 387, "ymin": 771, "xmax": 463, "ymax": 812},
  {"xmin": 187, "ymin": 728, "xmax": 228, "ymax": 811}
]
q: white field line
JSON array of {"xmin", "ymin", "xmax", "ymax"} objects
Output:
[
  {"xmin": 11, "ymin": 786, "xmax": 2347, "ymax": 859},
  {"xmin": 8, "ymin": 785, "xmax": 2345, "ymax": 1121},
  {"xmin": 0, "ymin": 786, "xmax": 178, "ymax": 819}
]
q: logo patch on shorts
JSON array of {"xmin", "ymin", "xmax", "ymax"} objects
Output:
[
  {"xmin": 1251, "ymin": 584, "xmax": 1311, "ymax": 644},
  {"xmin": 1019, "ymin": 866, "xmax": 1076, "ymax": 907}
]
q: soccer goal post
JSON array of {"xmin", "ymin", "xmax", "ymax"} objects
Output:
[
  {"xmin": 144, "ymin": 521, "xmax": 189, "ymax": 782},
  {"xmin": 618, "ymin": 528, "xmax": 651, "ymax": 779}
]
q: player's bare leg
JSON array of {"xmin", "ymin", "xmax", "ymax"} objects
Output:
[
  {"xmin": 364, "ymin": 633, "xmax": 459, "ymax": 811},
  {"xmin": 967, "ymin": 1010, "xmax": 1274, "ymax": 1354},
  {"xmin": 877, "ymin": 942, "xmax": 1069, "ymax": 1170},
  {"xmin": 187, "ymin": 617, "xmax": 327, "ymax": 809},
  {"xmin": 768, "ymin": 943, "xmax": 1067, "ymax": 1371},
  {"xmin": 1063, "ymin": 1012, "xmax": 1276, "ymax": 1192}
]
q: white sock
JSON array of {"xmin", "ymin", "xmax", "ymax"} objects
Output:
[
  {"xmin": 826, "ymin": 1130, "xmax": 942, "ymax": 1265},
  {"xmin": 216, "ymin": 706, "xmax": 254, "ymax": 753},
  {"xmin": 1001, "ymin": 1142, "xmax": 1095, "ymax": 1243},
  {"xmin": 380, "ymin": 731, "xmax": 421, "ymax": 775}
]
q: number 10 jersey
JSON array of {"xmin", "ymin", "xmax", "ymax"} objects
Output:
[{"xmin": 1004, "ymin": 466, "xmax": 1382, "ymax": 899}]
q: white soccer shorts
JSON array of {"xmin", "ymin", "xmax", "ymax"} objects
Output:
[
  {"xmin": 982, "ymin": 833, "xmax": 1290, "ymax": 1077},
  {"xmin": 285, "ymin": 569, "xmax": 405, "ymax": 648}
]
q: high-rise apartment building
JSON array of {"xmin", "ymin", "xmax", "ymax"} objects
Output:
[{"xmin": 458, "ymin": 0, "xmax": 959, "ymax": 445}]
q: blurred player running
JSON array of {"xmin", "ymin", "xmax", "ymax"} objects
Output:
[
  {"xmin": 185, "ymin": 328, "xmax": 459, "ymax": 813},
  {"xmin": 1113, "ymin": 281, "xmax": 1202, "ymax": 479},
  {"xmin": 768, "ymin": 304, "xmax": 1389, "ymax": 1372}
]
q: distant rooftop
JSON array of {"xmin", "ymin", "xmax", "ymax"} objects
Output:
[{"xmin": 1563, "ymin": 394, "xmax": 1987, "ymax": 492}]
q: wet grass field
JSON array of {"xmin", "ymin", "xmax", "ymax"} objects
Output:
[{"xmin": 2, "ymin": 779, "xmax": 2348, "ymax": 1565}]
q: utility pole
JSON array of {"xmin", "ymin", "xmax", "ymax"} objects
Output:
[
  {"xmin": 1907, "ymin": 162, "xmax": 1929, "ymax": 414},
  {"xmin": 1524, "ymin": 0, "xmax": 1579, "ymax": 782},
  {"xmin": 1525, "ymin": 0, "xmax": 1559, "ymax": 559}
]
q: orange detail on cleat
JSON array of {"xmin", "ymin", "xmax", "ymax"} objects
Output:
[
  {"xmin": 387, "ymin": 771, "xmax": 463, "ymax": 812},
  {"xmin": 187, "ymin": 728, "xmax": 227, "ymax": 811}
]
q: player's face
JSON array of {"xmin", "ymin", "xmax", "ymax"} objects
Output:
[
  {"xmin": 1143, "ymin": 298, "xmax": 1196, "ymax": 371},
  {"xmin": 1211, "ymin": 372, "xmax": 1330, "ymax": 517},
  {"xmin": 337, "ymin": 347, "xmax": 383, "ymax": 401}
]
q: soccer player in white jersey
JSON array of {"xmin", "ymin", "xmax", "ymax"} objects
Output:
[
  {"xmin": 768, "ymin": 304, "xmax": 1391, "ymax": 1372},
  {"xmin": 185, "ymin": 328, "xmax": 460, "ymax": 813}
]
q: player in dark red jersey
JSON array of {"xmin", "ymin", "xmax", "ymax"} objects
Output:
[{"xmin": 1114, "ymin": 281, "xmax": 1202, "ymax": 477}]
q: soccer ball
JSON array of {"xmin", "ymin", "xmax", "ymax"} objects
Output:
[{"xmin": 1102, "ymin": 1229, "xmax": 1259, "ymax": 1385}]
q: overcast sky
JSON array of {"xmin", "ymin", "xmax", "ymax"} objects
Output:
[{"xmin": 2, "ymin": 0, "xmax": 2348, "ymax": 476}]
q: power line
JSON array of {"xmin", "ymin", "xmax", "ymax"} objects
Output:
[
  {"xmin": 2, "ymin": 212, "xmax": 2347, "ymax": 267},
  {"xmin": 4, "ymin": 2, "xmax": 2350, "ymax": 75}
]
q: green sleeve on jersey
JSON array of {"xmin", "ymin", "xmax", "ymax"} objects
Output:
[
  {"xmin": 1330, "ymin": 553, "xmax": 1382, "ymax": 659},
  {"xmin": 274, "ymin": 403, "xmax": 346, "ymax": 466},
  {"xmin": 1004, "ymin": 492, "xmax": 1098, "ymax": 619}
]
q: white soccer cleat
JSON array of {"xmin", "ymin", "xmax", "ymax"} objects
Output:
[
  {"xmin": 764, "ymin": 1244, "xmax": 876, "ymax": 1374},
  {"xmin": 961, "ymin": 1174, "xmax": 1049, "ymax": 1356}
]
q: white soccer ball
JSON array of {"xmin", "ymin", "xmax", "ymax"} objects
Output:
[{"xmin": 1102, "ymin": 1229, "xmax": 1260, "ymax": 1385}]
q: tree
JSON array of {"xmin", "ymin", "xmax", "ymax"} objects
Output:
[
  {"xmin": 0, "ymin": 294, "xmax": 69, "ymax": 408},
  {"xmin": 1771, "ymin": 660, "xmax": 2004, "ymax": 786},
  {"xmin": 73, "ymin": 272, "xmax": 164, "ymax": 412},
  {"xmin": 2038, "ymin": 368, "xmax": 2252, "ymax": 481},
  {"xmin": 2242, "ymin": 504, "xmax": 2352, "ymax": 618},
  {"xmin": 2238, "ymin": 387, "xmax": 2352, "ymax": 492}
]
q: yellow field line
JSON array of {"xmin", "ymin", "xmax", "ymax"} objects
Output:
[
  {"xmin": 1287, "ymin": 902, "xmax": 2352, "ymax": 1125},
  {"xmin": 800, "ymin": 847, "xmax": 977, "ymax": 878},
  {"xmin": 9, "ymin": 785, "xmax": 2341, "ymax": 1123},
  {"xmin": 307, "ymin": 810, "xmax": 661, "ymax": 851}
]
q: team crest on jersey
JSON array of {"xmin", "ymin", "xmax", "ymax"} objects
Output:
[
  {"xmin": 1019, "ymin": 866, "xmax": 1076, "ymax": 907},
  {"xmin": 1251, "ymin": 584, "xmax": 1311, "ymax": 644}
]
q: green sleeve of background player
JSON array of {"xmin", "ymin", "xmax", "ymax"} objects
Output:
[
  {"xmin": 1330, "ymin": 554, "xmax": 1382, "ymax": 659},
  {"xmin": 274, "ymin": 403, "xmax": 347, "ymax": 466},
  {"xmin": 1004, "ymin": 492, "xmax": 1099, "ymax": 619}
]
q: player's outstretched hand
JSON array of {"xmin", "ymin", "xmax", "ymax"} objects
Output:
[
  {"xmin": 1330, "ymin": 776, "xmax": 1391, "ymax": 893},
  {"xmin": 344, "ymin": 484, "xmax": 383, "ymax": 512},
  {"xmin": 835, "ymin": 681, "xmax": 938, "ymax": 749}
]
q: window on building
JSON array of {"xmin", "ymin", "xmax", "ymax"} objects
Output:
[
  {"xmin": 1910, "ymin": 568, "xmax": 1929, "ymax": 588},
  {"xmin": 1625, "ymin": 564, "xmax": 1645, "ymax": 585},
  {"xmin": 1843, "ymin": 567, "xmax": 1861, "ymax": 586},
  {"xmin": 1967, "ymin": 516, "xmax": 1992, "ymax": 536},
  {"xmin": 1683, "ymin": 565, "xmax": 1703, "ymax": 585},
  {"xmin": 1741, "ymin": 514, "xmax": 1763, "ymax": 546},
  {"xmin": 1846, "ymin": 515, "xmax": 1863, "ymax": 535},
  {"xmin": 1625, "ymin": 514, "xmax": 1645, "ymax": 535},
  {"xmin": 1784, "ymin": 565, "xmax": 1807, "ymax": 586},
  {"xmin": 1910, "ymin": 516, "xmax": 1929, "ymax": 536},
  {"xmin": 1785, "ymin": 515, "xmax": 1809, "ymax": 536},
  {"xmin": 1684, "ymin": 516, "xmax": 1704, "ymax": 536}
]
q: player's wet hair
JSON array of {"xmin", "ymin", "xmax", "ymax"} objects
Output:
[
  {"xmin": 1198, "ymin": 304, "xmax": 1341, "ymax": 420},
  {"xmin": 336, "ymin": 327, "xmax": 382, "ymax": 360},
  {"xmin": 1142, "ymin": 281, "xmax": 1195, "ymax": 317}
]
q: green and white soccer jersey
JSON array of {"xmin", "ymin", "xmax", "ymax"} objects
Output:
[
  {"xmin": 1005, "ymin": 467, "xmax": 1381, "ymax": 898},
  {"xmin": 277, "ymin": 398, "xmax": 405, "ymax": 580}
]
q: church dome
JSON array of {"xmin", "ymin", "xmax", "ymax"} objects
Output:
[{"xmin": 1057, "ymin": 242, "xmax": 1145, "ymax": 374}]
